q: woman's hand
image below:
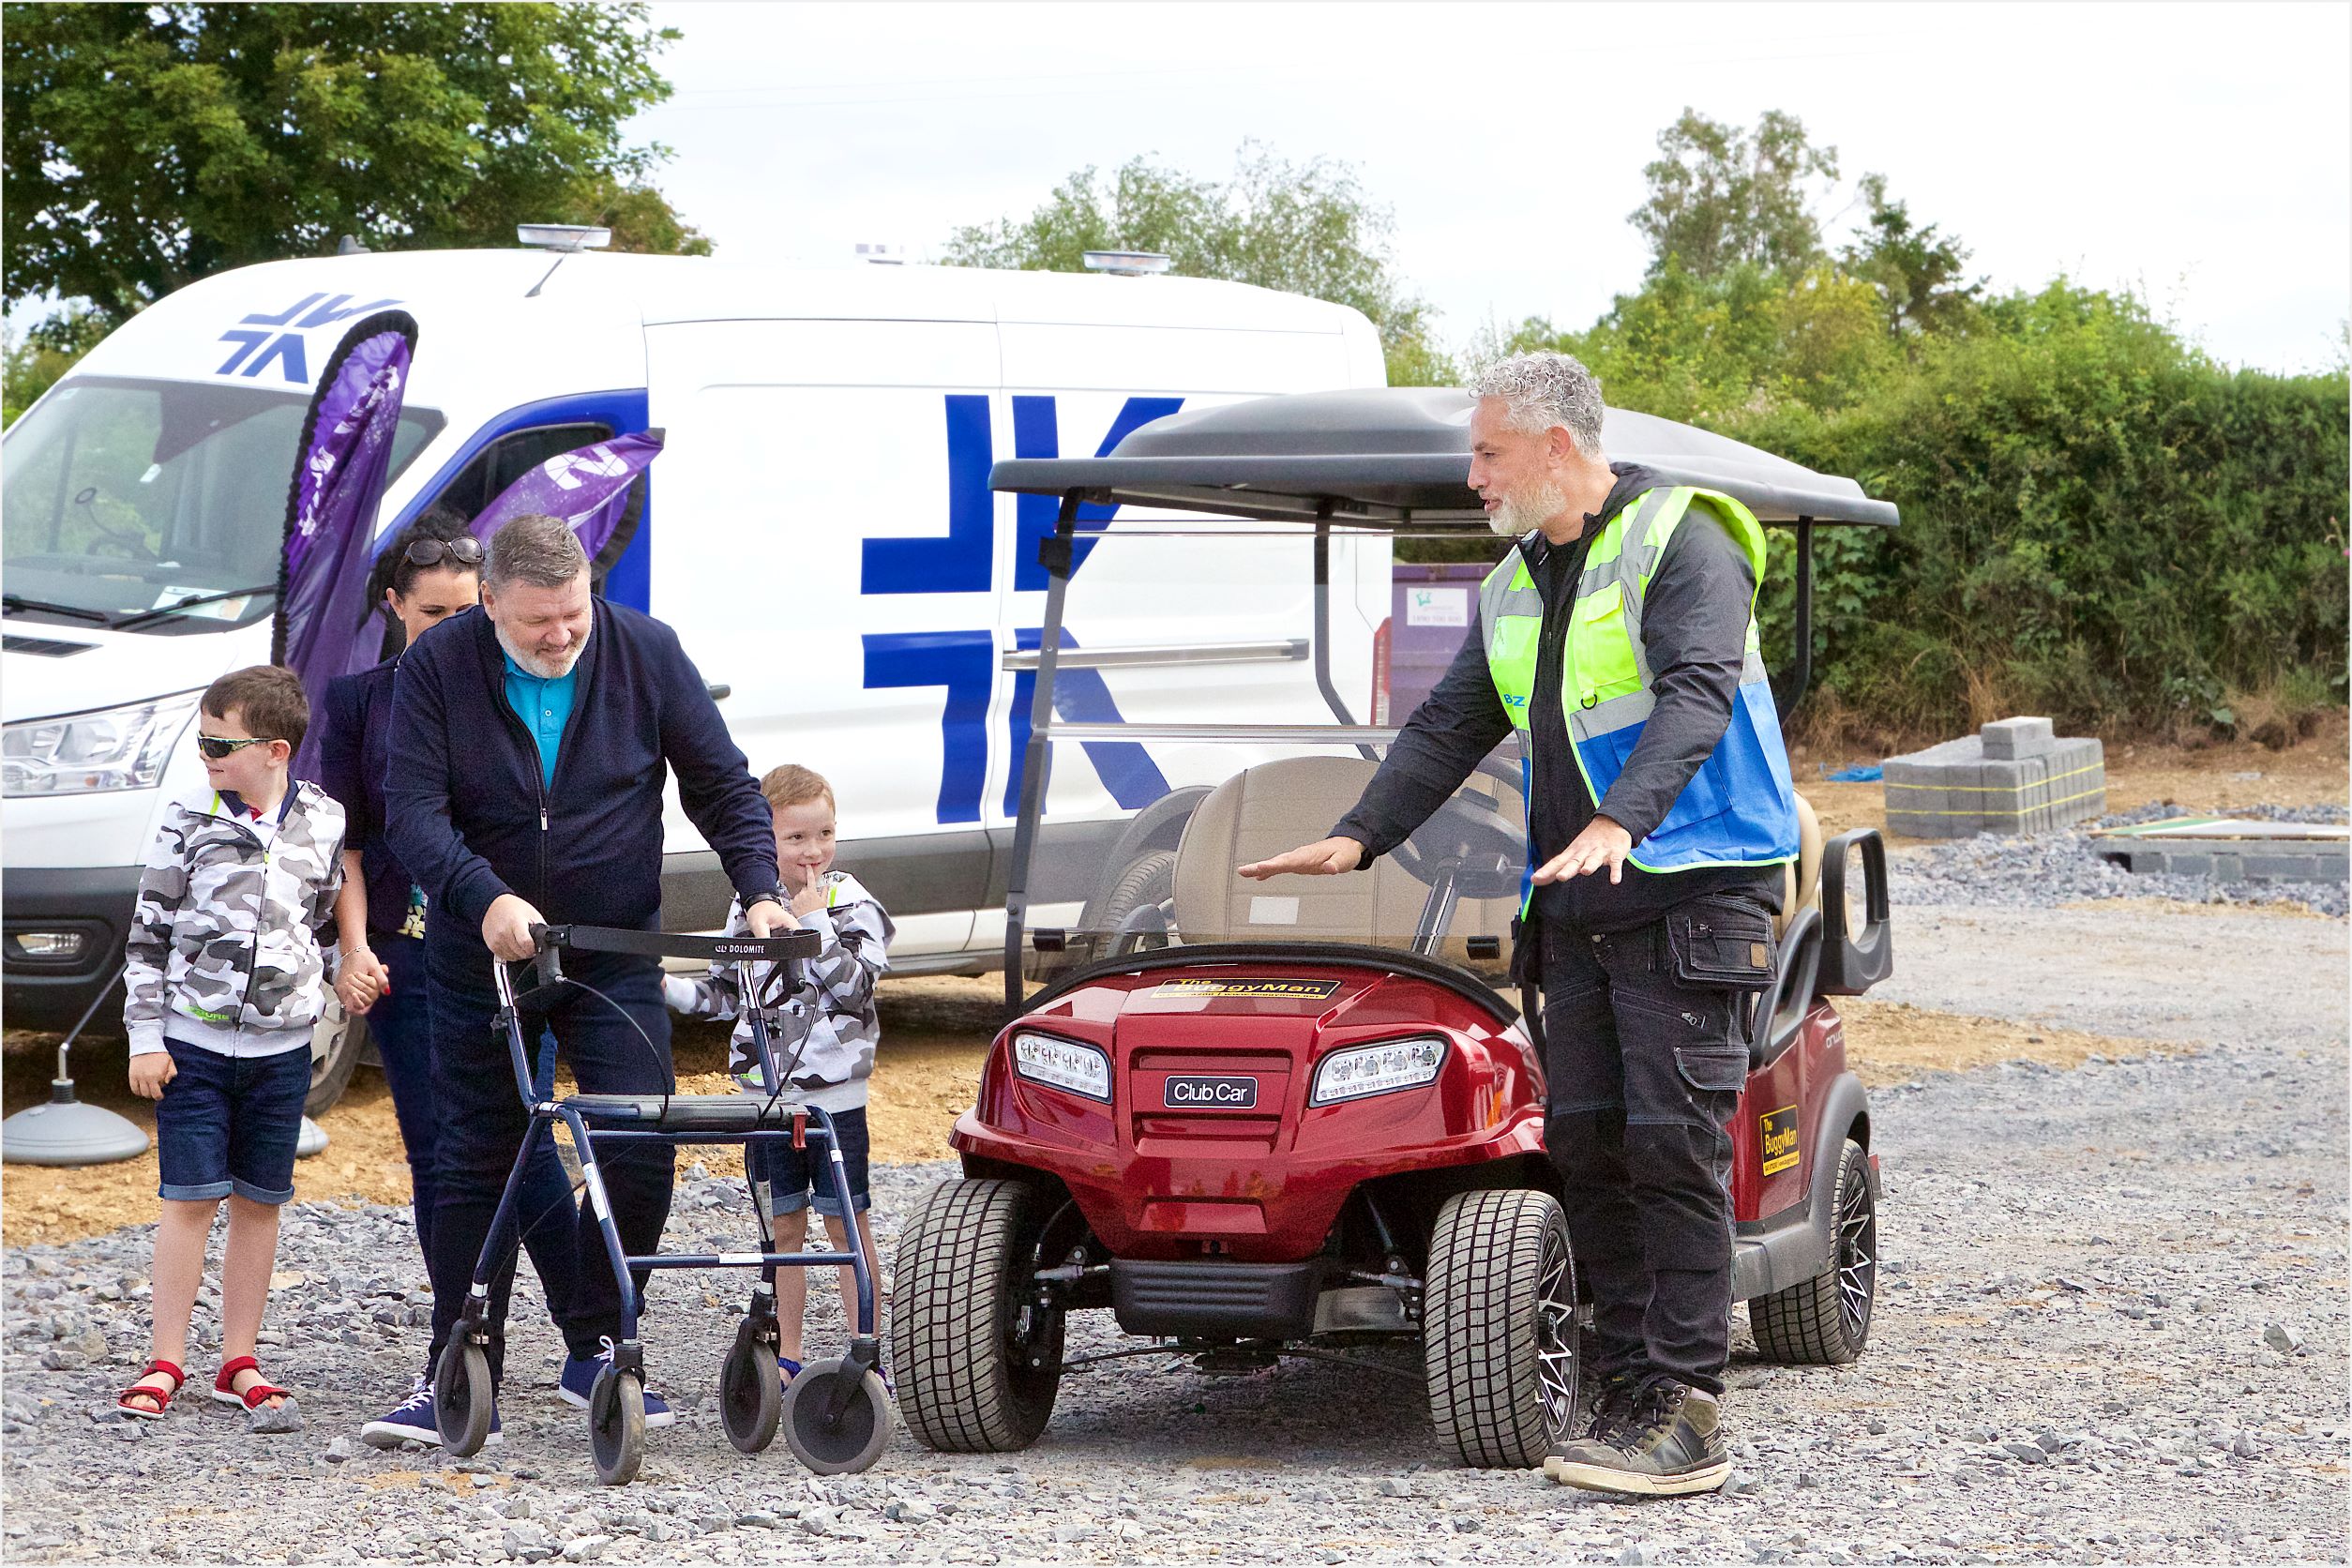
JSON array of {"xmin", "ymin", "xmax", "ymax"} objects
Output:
[{"xmin": 337, "ymin": 946, "xmax": 390, "ymax": 1016}]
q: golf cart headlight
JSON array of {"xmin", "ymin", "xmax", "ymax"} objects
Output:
[
  {"xmin": 1311, "ymin": 1035, "xmax": 1447, "ymax": 1107},
  {"xmin": 1012, "ymin": 1032, "xmax": 1112, "ymax": 1103},
  {"xmin": 2, "ymin": 691, "xmax": 201, "ymax": 797}
]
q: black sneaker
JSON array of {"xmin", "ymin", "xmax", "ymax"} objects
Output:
[{"xmin": 1545, "ymin": 1380, "xmax": 1730, "ymax": 1497}]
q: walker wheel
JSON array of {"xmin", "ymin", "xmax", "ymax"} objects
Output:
[
  {"xmin": 781, "ymin": 1357, "xmax": 893, "ymax": 1474},
  {"xmin": 719, "ymin": 1329, "xmax": 783, "ymax": 1455},
  {"xmin": 587, "ymin": 1364, "xmax": 645, "ymax": 1485},
  {"xmin": 432, "ymin": 1339, "xmax": 492, "ymax": 1457}
]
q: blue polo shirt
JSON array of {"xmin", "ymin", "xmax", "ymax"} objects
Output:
[{"xmin": 502, "ymin": 653, "xmax": 578, "ymax": 791}]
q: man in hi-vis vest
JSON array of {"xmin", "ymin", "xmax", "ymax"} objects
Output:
[{"xmin": 1242, "ymin": 353, "xmax": 1797, "ymax": 1496}]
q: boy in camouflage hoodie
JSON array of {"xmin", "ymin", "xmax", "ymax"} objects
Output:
[
  {"xmin": 664, "ymin": 764, "xmax": 893, "ymax": 1380},
  {"xmin": 115, "ymin": 668, "xmax": 345, "ymax": 1429}
]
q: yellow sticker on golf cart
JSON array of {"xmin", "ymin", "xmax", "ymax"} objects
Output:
[
  {"xmin": 1150, "ymin": 978, "xmax": 1343, "ymax": 1000},
  {"xmin": 1760, "ymin": 1105, "xmax": 1802, "ymax": 1176}
]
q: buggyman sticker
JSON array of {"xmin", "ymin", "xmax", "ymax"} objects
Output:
[
  {"xmin": 1760, "ymin": 1105, "xmax": 1802, "ymax": 1176},
  {"xmin": 1150, "ymin": 978, "xmax": 1343, "ymax": 1001}
]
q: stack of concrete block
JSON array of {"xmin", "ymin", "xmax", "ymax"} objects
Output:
[{"xmin": 1882, "ymin": 717, "xmax": 2105, "ymax": 838}]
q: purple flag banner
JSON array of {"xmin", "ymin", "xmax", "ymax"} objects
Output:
[
  {"xmin": 471, "ymin": 428, "xmax": 663, "ymax": 563},
  {"xmin": 273, "ymin": 310, "xmax": 418, "ymax": 784}
]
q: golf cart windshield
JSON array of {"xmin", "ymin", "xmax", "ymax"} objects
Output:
[{"xmin": 990, "ymin": 386, "xmax": 1898, "ymax": 1011}]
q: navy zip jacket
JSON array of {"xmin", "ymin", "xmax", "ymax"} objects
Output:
[
  {"xmin": 384, "ymin": 600, "xmax": 777, "ymax": 942},
  {"xmin": 318, "ymin": 657, "xmax": 414, "ymax": 936}
]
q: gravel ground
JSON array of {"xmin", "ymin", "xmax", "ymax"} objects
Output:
[
  {"xmin": 1890, "ymin": 804, "xmax": 2349, "ymax": 919},
  {"xmin": 5, "ymin": 899, "xmax": 2345, "ymax": 1564}
]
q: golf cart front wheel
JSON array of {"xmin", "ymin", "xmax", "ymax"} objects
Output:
[
  {"xmin": 781, "ymin": 1358, "xmax": 894, "ymax": 1474},
  {"xmin": 890, "ymin": 1178, "xmax": 1063, "ymax": 1453},
  {"xmin": 432, "ymin": 1338, "xmax": 492, "ymax": 1456},
  {"xmin": 1425, "ymin": 1187, "xmax": 1578, "ymax": 1469},
  {"xmin": 587, "ymin": 1364, "xmax": 646, "ymax": 1485},
  {"xmin": 1751, "ymin": 1138, "xmax": 1877, "ymax": 1364},
  {"xmin": 718, "ymin": 1331, "xmax": 783, "ymax": 1454}
]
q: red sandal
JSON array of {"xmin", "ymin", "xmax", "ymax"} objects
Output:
[
  {"xmin": 210, "ymin": 1355, "xmax": 294, "ymax": 1412},
  {"xmin": 116, "ymin": 1359, "xmax": 186, "ymax": 1421}
]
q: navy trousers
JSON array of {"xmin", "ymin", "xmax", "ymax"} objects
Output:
[{"xmin": 422, "ymin": 937, "xmax": 673, "ymax": 1387}]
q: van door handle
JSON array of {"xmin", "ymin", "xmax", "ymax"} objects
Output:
[{"xmin": 705, "ymin": 682, "xmax": 731, "ymax": 702}]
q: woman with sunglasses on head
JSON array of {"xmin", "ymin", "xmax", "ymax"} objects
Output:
[{"xmin": 316, "ymin": 507, "xmax": 586, "ymax": 1448}]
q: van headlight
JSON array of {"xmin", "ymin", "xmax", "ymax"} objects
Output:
[
  {"xmin": 1011, "ymin": 1032, "xmax": 1112, "ymax": 1103},
  {"xmin": 1310, "ymin": 1036, "xmax": 1446, "ymax": 1107},
  {"xmin": 3, "ymin": 692, "xmax": 202, "ymax": 797}
]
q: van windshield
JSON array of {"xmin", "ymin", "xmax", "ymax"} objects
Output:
[{"xmin": 1, "ymin": 376, "xmax": 442, "ymax": 634}]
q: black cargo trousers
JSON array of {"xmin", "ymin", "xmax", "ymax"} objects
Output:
[{"xmin": 1533, "ymin": 890, "xmax": 1776, "ymax": 1398}]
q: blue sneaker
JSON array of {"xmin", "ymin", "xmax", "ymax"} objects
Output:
[
  {"xmin": 558, "ymin": 1338, "xmax": 675, "ymax": 1428},
  {"xmin": 360, "ymin": 1377, "xmax": 503, "ymax": 1448}
]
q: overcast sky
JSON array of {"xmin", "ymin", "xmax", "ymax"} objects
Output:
[{"xmin": 630, "ymin": 0, "xmax": 2349, "ymax": 375}]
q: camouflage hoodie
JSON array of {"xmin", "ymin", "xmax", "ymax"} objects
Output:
[
  {"xmin": 123, "ymin": 780, "xmax": 346, "ymax": 1060},
  {"xmin": 663, "ymin": 870, "xmax": 893, "ymax": 1110}
]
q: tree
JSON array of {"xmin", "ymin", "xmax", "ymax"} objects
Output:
[
  {"xmin": 942, "ymin": 143, "xmax": 1455, "ymax": 386},
  {"xmin": 2, "ymin": 3, "xmax": 703, "ymax": 326},
  {"xmin": 1842, "ymin": 173, "xmax": 1981, "ymax": 341},
  {"xmin": 2, "ymin": 304, "xmax": 106, "ymax": 425},
  {"xmin": 1631, "ymin": 109, "xmax": 1839, "ymax": 279}
]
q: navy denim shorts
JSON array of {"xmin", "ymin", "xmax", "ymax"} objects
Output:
[
  {"xmin": 153, "ymin": 1040, "xmax": 311, "ymax": 1205},
  {"xmin": 746, "ymin": 1105, "xmax": 869, "ymax": 1217}
]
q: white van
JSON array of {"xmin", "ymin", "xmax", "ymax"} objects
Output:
[{"xmin": 1, "ymin": 248, "xmax": 1393, "ymax": 1106}]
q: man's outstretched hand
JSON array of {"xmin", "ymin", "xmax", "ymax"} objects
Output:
[
  {"xmin": 1530, "ymin": 815, "xmax": 1633, "ymax": 885},
  {"xmin": 1238, "ymin": 836, "xmax": 1364, "ymax": 881}
]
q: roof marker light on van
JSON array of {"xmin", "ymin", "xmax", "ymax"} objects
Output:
[
  {"xmin": 1082, "ymin": 250, "xmax": 1172, "ymax": 276},
  {"xmin": 518, "ymin": 224, "xmax": 612, "ymax": 251}
]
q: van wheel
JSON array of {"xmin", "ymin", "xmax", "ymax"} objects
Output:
[
  {"xmin": 1425, "ymin": 1188, "xmax": 1577, "ymax": 1469},
  {"xmin": 306, "ymin": 1003, "xmax": 365, "ymax": 1118},
  {"xmin": 1751, "ymin": 1139, "xmax": 1876, "ymax": 1364},
  {"xmin": 1080, "ymin": 850, "xmax": 1176, "ymax": 935},
  {"xmin": 890, "ymin": 1179, "xmax": 1062, "ymax": 1453}
]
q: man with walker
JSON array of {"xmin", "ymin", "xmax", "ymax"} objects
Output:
[{"xmin": 385, "ymin": 514, "xmax": 790, "ymax": 1428}]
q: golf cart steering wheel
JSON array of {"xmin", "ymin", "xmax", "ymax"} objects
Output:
[{"xmin": 1389, "ymin": 788, "xmax": 1524, "ymax": 901}]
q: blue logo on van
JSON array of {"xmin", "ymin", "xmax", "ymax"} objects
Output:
[
  {"xmin": 861, "ymin": 395, "xmax": 1179, "ymax": 824},
  {"xmin": 213, "ymin": 293, "xmax": 404, "ymax": 383}
]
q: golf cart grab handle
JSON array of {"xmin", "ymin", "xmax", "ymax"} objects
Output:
[{"xmin": 524, "ymin": 923, "xmax": 822, "ymax": 964}]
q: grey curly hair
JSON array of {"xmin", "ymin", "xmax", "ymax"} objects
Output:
[{"xmin": 1468, "ymin": 352, "xmax": 1607, "ymax": 460}]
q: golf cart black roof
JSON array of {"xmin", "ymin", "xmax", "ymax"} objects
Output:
[{"xmin": 989, "ymin": 385, "xmax": 1899, "ymax": 529}]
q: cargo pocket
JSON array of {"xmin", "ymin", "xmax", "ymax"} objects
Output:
[
  {"xmin": 1672, "ymin": 1045, "xmax": 1749, "ymax": 1095},
  {"xmin": 1666, "ymin": 896, "xmax": 1776, "ymax": 991}
]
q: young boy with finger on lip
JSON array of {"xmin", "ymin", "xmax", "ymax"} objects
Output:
[
  {"xmin": 116, "ymin": 666, "xmax": 345, "ymax": 1431},
  {"xmin": 664, "ymin": 763, "xmax": 894, "ymax": 1383}
]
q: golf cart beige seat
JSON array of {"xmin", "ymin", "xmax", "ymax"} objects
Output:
[
  {"xmin": 1782, "ymin": 792, "xmax": 1824, "ymax": 939},
  {"xmin": 1170, "ymin": 755, "xmax": 1520, "ymax": 966}
]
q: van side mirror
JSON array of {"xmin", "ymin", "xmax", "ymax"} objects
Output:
[{"xmin": 1817, "ymin": 828, "xmax": 1893, "ymax": 995}]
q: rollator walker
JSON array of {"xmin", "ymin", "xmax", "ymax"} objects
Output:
[{"xmin": 434, "ymin": 923, "xmax": 894, "ymax": 1484}]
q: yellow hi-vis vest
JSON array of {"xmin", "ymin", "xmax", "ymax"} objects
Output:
[{"xmin": 1479, "ymin": 486, "xmax": 1800, "ymax": 890}]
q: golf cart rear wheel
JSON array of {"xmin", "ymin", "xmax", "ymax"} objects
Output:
[
  {"xmin": 1752, "ymin": 1138, "xmax": 1877, "ymax": 1364},
  {"xmin": 1425, "ymin": 1188, "xmax": 1578, "ymax": 1469},
  {"xmin": 432, "ymin": 1337, "xmax": 492, "ymax": 1456},
  {"xmin": 718, "ymin": 1330, "xmax": 782, "ymax": 1454},
  {"xmin": 890, "ymin": 1178, "xmax": 1063, "ymax": 1453},
  {"xmin": 587, "ymin": 1364, "xmax": 645, "ymax": 1486},
  {"xmin": 781, "ymin": 1358, "xmax": 894, "ymax": 1474}
]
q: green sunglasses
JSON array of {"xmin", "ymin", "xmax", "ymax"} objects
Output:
[{"xmin": 195, "ymin": 733, "xmax": 279, "ymax": 760}]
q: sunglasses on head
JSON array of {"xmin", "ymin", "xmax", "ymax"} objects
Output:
[
  {"xmin": 402, "ymin": 535, "xmax": 485, "ymax": 568},
  {"xmin": 195, "ymin": 734, "xmax": 278, "ymax": 760}
]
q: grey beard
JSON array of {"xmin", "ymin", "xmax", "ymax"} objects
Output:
[
  {"xmin": 494, "ymin": 620, "xmax": 589, "ymax": 680},
  {"xmin": 1489, "ymin": 479, "xmax": 1569, "ymax": 538}
]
